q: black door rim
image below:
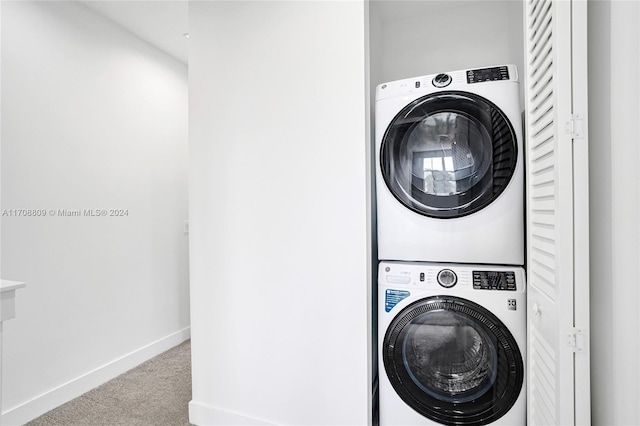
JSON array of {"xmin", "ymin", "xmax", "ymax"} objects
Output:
[
  {"xmin": 383, "ymin": 295, "xmax": 524, "ymax": 426},
  {"xmin": 380, "ymin": 91, "xmax": 518, "ymax": 219}
]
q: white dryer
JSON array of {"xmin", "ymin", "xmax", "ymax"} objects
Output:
[
  {"xmin": 375, "ymin": 65, "xmax": 524, "ymax": 265},
  {"xmin": 378, "ymin": 261, "xmax": 526, "ymax": 426}
]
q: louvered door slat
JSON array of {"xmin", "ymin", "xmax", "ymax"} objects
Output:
[
  {"xmin": 528, "ymin": 0, "xmax": 543, "ymax": 26},
  {"xmin": 530, "ymin": 80, "xmax": 553, "ymax": 114},
  {"xmin": 530, "ymin": 64, "xmax": 553, "ymax": 96},
  {"xmin": 530, "ymin": 238, "xmax": 556, "ymax": 265},
  {"xmin": 530, "ymin": 171, "xmax": 554, "ymax": 191},
  {"xmin": 530, "ymin": 17, "xmax": 553, "ymax": 60},
  {"xmin": 530, "ymin": 326, "xmax": 557, "ymax": 417},
  {"xmin": 530, "ymin": 119, "xmax": 553, "ymax": 144},
  {"xmin": 531, "ymin": 185, "xmax": 554, "ymax": 203},
  {"xmin": 528, "ymin": 0, "xmax": 551, "ymax": 40},
  {"xmin": 531, "ymin": 138, "xmax": 554, "ymax": 163},
  {"xmin": 531, "ymin": 248, "xmax": 556, "ymax": 275},
  {"xmin": 531, "ymin": 368, "xmax": 555, "ymax": 418},
  {"xmin": 530, "ymin": 151, "xmax": 554, "ymax": 174},
  {"xmin": 529, "ymin": 12, "xmax": 553, "ymax": 60},
  {"xmin": 529, "ymin": 49, "xmax": 553, "ymax": 86}
]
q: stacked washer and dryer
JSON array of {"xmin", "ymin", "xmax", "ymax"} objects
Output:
[{"xmin": 375, "ymin": 65, "xmax": 526, "ymax": 426}]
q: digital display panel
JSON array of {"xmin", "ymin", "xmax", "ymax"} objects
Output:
[
  {"xmin": 467, "ymin": 66, "xmax": 510, "ymax": 84},
  {"xmin": 473, "ymin": 270, "xmax": 516, "ymax": 291}
]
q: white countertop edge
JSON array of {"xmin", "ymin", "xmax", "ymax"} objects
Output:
[{"xmin": 1, "ymin": 280, "xmax": 27, "ymax": 292}]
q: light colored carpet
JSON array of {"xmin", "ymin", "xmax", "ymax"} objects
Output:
[{"xmin": 26, "ymin": 340, "xmax": 192, "ymax": 426}]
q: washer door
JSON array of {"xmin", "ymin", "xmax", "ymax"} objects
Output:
[
  {"xmin": 380, "ymin": 91, "xmax": 517, "ymax": 218},
  {"xmin": 383, "ymin": 296, "xmax": 523, "ymax": 426}
]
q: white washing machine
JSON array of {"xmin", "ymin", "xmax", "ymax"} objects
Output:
[
  {"xmin": 375, "ymin": 65, "xmax": 524, "ymax": 265},
  {"xmin": 378, "ymin": 261, "xmax": 526, "ymax": 426}
]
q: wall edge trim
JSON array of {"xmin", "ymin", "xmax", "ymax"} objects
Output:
[{"xmin": 2, "ymin": 326, "xmax": 191, "ymax": 426}]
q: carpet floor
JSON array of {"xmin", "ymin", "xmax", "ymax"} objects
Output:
[{"xmin": 26, "ymin": 340, "xmax": 192, "ymax": 426}]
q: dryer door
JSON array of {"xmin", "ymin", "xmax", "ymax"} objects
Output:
[
  {"xmin": 383, "ymin": 296, "xmax": 523, "ymax": 426},
  {"xmin": 380, "ymin": 91, "xmax": 517, "ymax": 218}
]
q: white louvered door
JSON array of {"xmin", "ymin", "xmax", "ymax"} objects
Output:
[{"xmin": 524, "ymin": 0, "xmax": 590, "ymax": 425}]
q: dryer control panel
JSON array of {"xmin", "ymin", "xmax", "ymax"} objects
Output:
[{"xmin": 466, "ymin": 66, "xmax": 510, "ymax": 84}]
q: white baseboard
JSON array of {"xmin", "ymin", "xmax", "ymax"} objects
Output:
[
  {"xmin": 2, "ymin": 327, "xmax": 191, "ymax": 426},
  {"xmin": 189, "ymin": 401, "xmax": 275, "ymax": 426}
]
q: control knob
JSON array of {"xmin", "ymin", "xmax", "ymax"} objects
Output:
[
  {"xmin": 437, "ymin": 269, "xmax": 457, "ymax": 288},
  {"xmin": 432, "ymin": 73, "xmax": 452, "ymax": 88}
]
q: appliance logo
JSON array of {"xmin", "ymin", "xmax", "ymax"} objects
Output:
[
  {"xmin": 385, "ymin": 289, "xmax": 410, "ymax": 312},
  {"xmin": 508, "ymin": 299, "xmax": 517, "ymax": 311}
]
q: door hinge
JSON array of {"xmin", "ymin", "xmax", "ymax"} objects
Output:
[
  {"xmin": 567, "ymin": 328, "xmax": 587, "ymax": 353},
  {"xmin": 565, "ymin": 114, "xmax": 585, "ymax": 139}
]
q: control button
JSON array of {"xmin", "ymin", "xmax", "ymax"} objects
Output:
[
  {"xmin": 419, "ymin": 272, "xmax": 425, "ymax": 282},
  {"xmin": 437, "ymin": 269, "xmax": 457, "ymax": 288},
  {"xmin": 386, "ymin": 275, "xmax": 411, "ymax": 284},
  {"xmin": 432, "ymin": 73, "xmax": 452, "ymax": 88}
]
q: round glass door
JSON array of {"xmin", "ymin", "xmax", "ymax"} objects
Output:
[
  {"xmin": 380, "ymin": 91, "xmax": 517, "ymax": 218},
  {"xmin": 383, "ymin": 296, "xmax": 523, "ymax": 425}
]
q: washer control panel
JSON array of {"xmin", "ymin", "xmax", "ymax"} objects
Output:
[
  {"xmin": 473, "ymin": 270, "xmax": 517, "ymax": 291},
  {"xmin": 380, "ymin": 262, "xmax": 524, "ymax": 293},
  {"xmin": 466, "ymin": 65, "xmax": 510, "ymax": 84}
]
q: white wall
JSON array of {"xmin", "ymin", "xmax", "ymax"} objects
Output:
[
  {"xmin": 188, "ymin": 1, "xmax": 370, "ymax": 425},
  {"xmin": 371, "ymin": 1, "xmax": 524, "ymax": 97},
  {"xmin": 1, "ymin": 2, "xmax": 190, "ymax": 424},
  {"xmin": 589, "ymin": 1, "xmax": 640, "ymax": 424}
]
